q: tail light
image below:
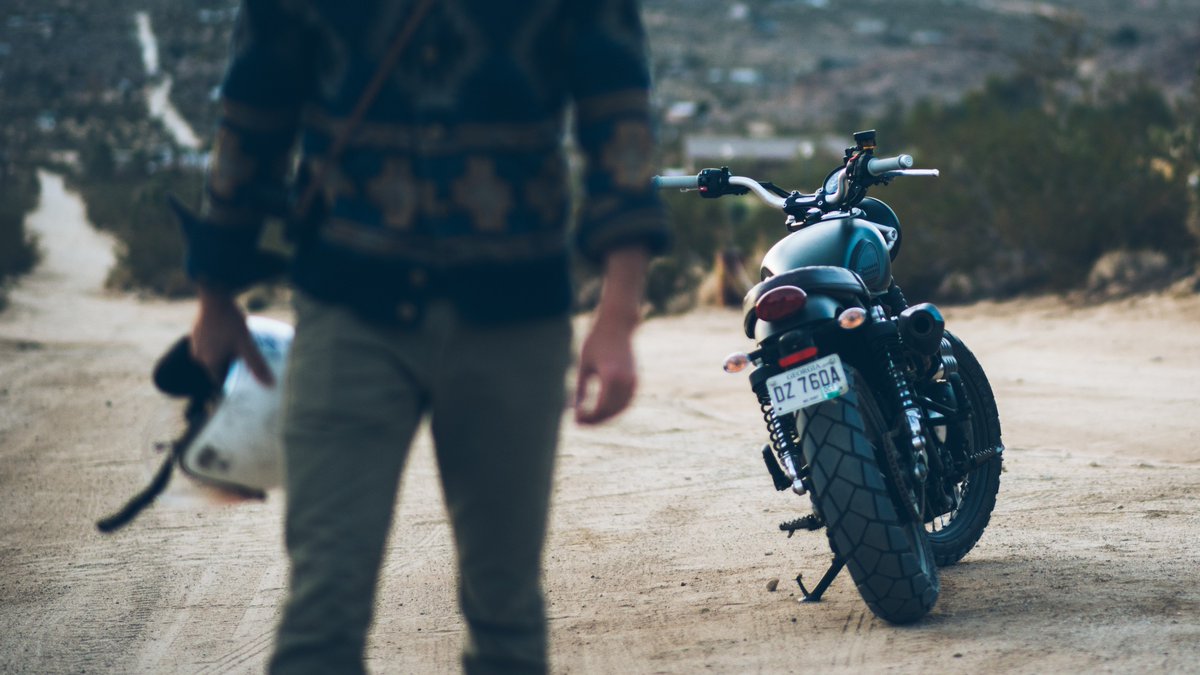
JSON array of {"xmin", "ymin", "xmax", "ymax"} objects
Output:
[{"xmin": 755, "ymin": 286, "xmax": 807, "ymax": 322}]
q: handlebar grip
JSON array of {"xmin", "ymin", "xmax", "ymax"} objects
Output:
[
  {"xmin": 866, "ymin": 154, "xmax": 914, "ymax": 176},
  {"xmin": 652, "ymin": 175, "xmax": 700, "ymax": 190}
]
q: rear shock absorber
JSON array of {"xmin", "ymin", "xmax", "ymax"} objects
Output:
[
  {"xmin": 866, "ymin": 306, "xmax": 929, "ymax": 483},
  {"xmin": 753, "ymin": 382, "xmax": 809, "ymax": 495}
]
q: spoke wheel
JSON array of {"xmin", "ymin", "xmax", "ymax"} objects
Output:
[{"xmin": 925, "ymin": 333, "xmax": 1003, "ymax": 567}]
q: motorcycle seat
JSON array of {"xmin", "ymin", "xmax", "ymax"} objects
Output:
[{"xmin": 742, "ymin": 266, "xmax": 870, "ymax": 338}]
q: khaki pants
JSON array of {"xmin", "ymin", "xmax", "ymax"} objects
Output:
[{"xmin": 269, "ymin": 294, "xmax": 572, "ymax": 675}]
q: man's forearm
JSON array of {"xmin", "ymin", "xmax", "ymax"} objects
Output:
[
  {"xmin": 573, "ymin": 245, "xmax": 649, "ymax": 425},
  {"xmin": 594, "ymin": 246, "xmax": 650, "ymax": 329}
]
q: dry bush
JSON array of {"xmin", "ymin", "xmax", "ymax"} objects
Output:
[{"xmin": 0, "ymin": 166, "xmax": 41, "ymax": 310}]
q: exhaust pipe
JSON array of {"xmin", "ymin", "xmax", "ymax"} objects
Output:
[{"xmin": 898, "ymin": 303, "xmax": 945, "ymax": 355}]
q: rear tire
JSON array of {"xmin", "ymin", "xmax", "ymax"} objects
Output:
[
  {"xmin": 799, "ymin": 369, "xmax": 939, "ymax": 624},
  {"xmin": 926, "ymin": 333, "xmax": 1003, "ymax": 566}
]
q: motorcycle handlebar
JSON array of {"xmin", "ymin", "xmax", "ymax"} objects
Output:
[
  {"xmin": 650, "ymin": 172, "xmax": 793, "ymax": 210},
  {"xmin": 652, "ymin": 175, "xmax": 700, "ymax": 190},
  {"xmin": 650, "ymin": 173, "xmax": 787, "ymax": 207},
  {"xmin": 650, "ymin": 153, "xmax": 935, "ymax": 210},
  {"xmin": 866, "ymin": 154, "xmax": 913, "ymax": 176}
]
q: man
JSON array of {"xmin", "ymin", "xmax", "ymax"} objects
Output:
[{"xmin": 182, "ymin": 0, "xmax": 668, "ymax": 673}]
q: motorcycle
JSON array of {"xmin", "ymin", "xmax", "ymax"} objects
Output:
[{"xmin": 654, "ymin": 130, "xmax": 1004, "ymax": 624}]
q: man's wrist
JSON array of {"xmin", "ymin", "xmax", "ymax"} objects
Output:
[
  {"xmin": 197, "ymin": 285, "xmax": 240, "ymax": 312},
  {"xmin": 595, "ymin": 245, "xmax": 650, "ymax": 331},
  {"xmin": 594, "ymin": 300, "xmax": 640, "ymax": 333}
]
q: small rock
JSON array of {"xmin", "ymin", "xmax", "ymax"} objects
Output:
[
  {"xmin": 1086, "ymin": 249, "xmax": 1171, "ymax": 297},
  {"xmin": 954, "ymin": 653, "xmax": 963, "ymax": 658},
  {"xmin": 766, "ymin": 578, "xmax": 780, "ymax": 592}
]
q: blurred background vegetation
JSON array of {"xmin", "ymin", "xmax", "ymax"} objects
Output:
[
  {"xmin": 0, "ymin": 165, "xmax": 41, "ymax": 311},
  {"xmin": 651, "ymin": 19, "xmax": 1200, "ymax": 311},
  {"xmin": 71, "ymin": 137, "xmax": 200, "ymax": 297}
]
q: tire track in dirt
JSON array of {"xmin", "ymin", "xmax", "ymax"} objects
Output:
[{"xmin": 202, "ymin": 559, "xmax": 289, "ymax": 675}]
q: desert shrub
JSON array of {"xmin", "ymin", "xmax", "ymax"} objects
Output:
[
  {"xmin": 876, "ymin": 71, "xmax": 1192, "ymax": 300},
  {"xmin": 75, "ymin": 166, "xmax": 203, "ymax": 297},
  {"xmin": 0, "ymin": 165, "xmax": 41, "ymax": 309},
  {"xmin": 1086, "ymin": 249, "xmax": 1173, "ymax": 297},
  {"xmin": 644, "ymin": 255, "xmax": 701, "ymax": 315},
  {"xmin": 111, "ymin": 171, "xmax": 201, "ymax": 296}
]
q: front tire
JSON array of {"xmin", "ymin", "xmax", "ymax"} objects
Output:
[{"xmin": 799, "ymin": 369, "xmax": 939, "ymax": 624}]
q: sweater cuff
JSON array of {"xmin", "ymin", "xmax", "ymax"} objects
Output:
[
  {"xmin": 574, "ymin": 198, "xmax": 671, "ymax": 265},
  {"xmin": 169, "ymin": 195, "xmax": 285, "ymax": 292}
]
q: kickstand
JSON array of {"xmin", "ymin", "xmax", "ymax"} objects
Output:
[{"xmin": 796, "ymin": 556, "xmax": 846, "ymax": 602}]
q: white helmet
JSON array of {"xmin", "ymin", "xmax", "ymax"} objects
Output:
[
  {"xmin": 97, "ymin": 316, "xmax": 292, "ymax": 532},
  {"xmin": 176, "ymin": 315, "xmax": 291, "ymax": 492}
]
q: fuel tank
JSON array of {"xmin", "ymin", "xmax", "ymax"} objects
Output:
[{"xmin": 760, "ymin": 213, "xmax": 893, "ymax": 295}]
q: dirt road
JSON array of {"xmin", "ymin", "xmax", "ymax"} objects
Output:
[{"xmin": 2, "ymin": 175, "xmax": 1197, "ymax": 673}]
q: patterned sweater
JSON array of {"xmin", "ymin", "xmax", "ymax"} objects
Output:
[{"xmin": 185, "ymin": 0, "xmax": 670, "ymax": 325}]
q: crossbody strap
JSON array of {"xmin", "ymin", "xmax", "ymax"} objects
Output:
[{"xmin": 293, "ymin": 0, "xmax": 436, "ymax": 220}]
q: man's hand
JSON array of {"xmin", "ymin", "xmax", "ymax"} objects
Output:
[
  {"xmin": 191, "ymin": 287, "xmax": 275, "ymax": 387},
  {"xmin": 575, "ymin": 246, "xmax": 649, "ymax": 425}
]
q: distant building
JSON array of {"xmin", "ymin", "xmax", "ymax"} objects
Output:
[
  {"xmin": 683, "ymin": 135, "xmax": 843, "ymax": 169},
  {"xmin": 665, "ymin": 101, "xmax": 699, "ymax": 124},
  {"xmin": 728, "ymin": 68, "xmax": 762, "ymax": 85}
]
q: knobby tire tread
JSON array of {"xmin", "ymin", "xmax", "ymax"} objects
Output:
[{"xmin": 800, "ymin": 371, "xmax": 939, "ymax": 624}]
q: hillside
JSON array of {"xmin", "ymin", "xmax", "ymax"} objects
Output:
[
  {"xmin": 2, "ymin": 0, "xmax": 1198, "ymax": 158},
  {"xmin": 647, "ymin": 0, "xmax": 1200, "ymax": 133}
]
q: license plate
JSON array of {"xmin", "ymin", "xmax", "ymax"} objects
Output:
[{"xmin": 766, "ymin": 353, "xmax": 850, "ymax": 416}]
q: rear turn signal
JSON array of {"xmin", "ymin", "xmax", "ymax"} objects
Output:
[
  {"xmin": 837, "ymin": 307, "xmax": 867, "ymax": 330},
  {"xmin": 722, "ymin": 352, "xmax": 751, "ymax": 373},
  {"xmin": 755, "ymin": 286, "xmax": 808, "ymax": 322}
]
